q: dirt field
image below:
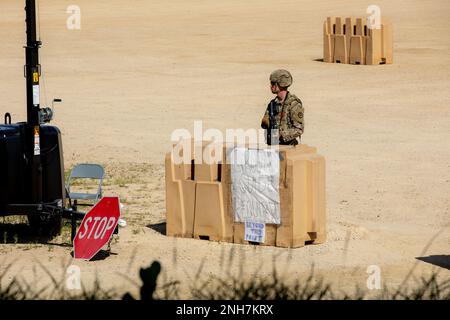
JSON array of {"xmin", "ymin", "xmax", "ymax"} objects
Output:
[{"xmin": 0, "ymin": 0, "xmax": 449, "ymax": 298}]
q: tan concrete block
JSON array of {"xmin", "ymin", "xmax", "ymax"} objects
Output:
[
  {"xmin": 193, "ymin": 181, "xmax": 233, "ymax": 242},
  {"xmin": 279, "ymin": 144, "xmax": 317, "ymax": 157},
  {"xmin": 166, "ymin": 142, "xmax": 327, "ymax": 248},
  {"xmin": 323, "ymin": 17, "xmax": 336, "ymax": 63},
  {"xmin": 188, "ymin": 140, "xmax": 224, "ymax": 181},
  {"xmin": 354, "ymin": 17, "xmax": 367, "ymax": 36},
  {"xmin": 334, "ymin": 16, "xmax": 344, "ymax": 35},
  {"xmin": 349, "ymin": 18, "xmax": 367, "ymax": 65},
  {"xmin": 310, "ymin": 155, "xmax": 327, "ymax": 244},
  {"xmin": 165, "ymin": 179, "xmax": 183, "ymax": 237},
  {"xmin": 165, "ymin": 153, "xmax": 196, "ymax": 238},
  {"xmin": 233, "ymin": 223, "xmax": 277, "ymax": 246},
  {"xmin": 220, "ymin": 144, "xmax": 235, "ymax": 186},
  {"xmin": 279, "ymin": 144, "xmax": 317, "ymax": 188},
  {"xmin": 173, "ymin": 162, "xmax": 192, "ymax": 181},
  {"xmin": 344, "ymin": 17, "xmax": 356, "ymax": 58},
  {"xmin": 287, "ymin": 153, "xmax": 326, "ymax": 244},
  {"xmin": 180, "ymin": 179, "xmax": 197, "ymax": 236},
  {"xmin": 382, "ymin": 22, "xmax": 393, "ymax": 64},
  {"xmin": 333, "ymin": 34, "xmax": 347, "ymax": 64},
  {"xmin": 276, "ymin": 158, "xmax": 309, "ymax": 248},
  {"xmin": 323, "ymin": 15, "xmax": 392, "ymax": 66},
  {"xmin": 194, "ymin": 163, "xmax": 219, "ymax": 181},
  {"xmin": 332, "ymin": 17, "xmax": 348, "ymax": 64},
  {"xmin": 323, "ymin": 34, "xmax": 333, "ymax": 63},
  {"xmin": 325, "ymin": 16, "xmax": 335, "ymax": 34},
  {"xmin": 276, "ymin": 152, "xmax": 327, "ymax": 248},
  {"xmin": 349, "ymin": 36, "xmax": 366, "ymax": 65},
  {"xmin": 366, "ymin": 26, "xmax": 383, "ymax": 65}
]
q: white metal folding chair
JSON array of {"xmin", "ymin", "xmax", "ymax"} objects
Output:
[{"xmin": 66, "ymin": 163, "xmax": 104, "ymax": 208}]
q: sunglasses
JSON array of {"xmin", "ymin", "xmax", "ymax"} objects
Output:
[{"xmin": 270, "ymin": 81, "xmax": 277, "ymax": 86}]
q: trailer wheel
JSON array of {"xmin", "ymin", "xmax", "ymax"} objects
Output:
[{"xmin": 27, "ymin": 214, "xmax": 62, "ymax": 239}]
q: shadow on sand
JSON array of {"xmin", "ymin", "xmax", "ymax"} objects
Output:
[
  {"xmin": 416, "ymin": 255, "xmax": 450, "ymax": 270},
  {"xmin": 146, "ymin": 222, "xmax": 166, "ymax": 236}
]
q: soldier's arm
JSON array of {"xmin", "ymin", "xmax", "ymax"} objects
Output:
[
  {"xmin": 280, "ymin": 100, "xmax": 304, "ymax": 141},
  {"xmin": 261, "ymin": 106, "xmax": 270, "ymax": 129}
]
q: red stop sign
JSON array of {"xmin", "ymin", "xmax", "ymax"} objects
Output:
[{"xmin": 73, "ymin": 197, "xmax": 120, "ymax": 260}]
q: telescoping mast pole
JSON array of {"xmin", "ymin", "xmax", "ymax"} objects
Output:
[{"xmin": 25, "ymin": 0, "xmax": 43, "ymax": 206}]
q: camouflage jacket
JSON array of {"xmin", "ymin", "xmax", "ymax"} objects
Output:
[{"xmin": 261, "ymin": 92, "xmax": 304, "ymax": 144}]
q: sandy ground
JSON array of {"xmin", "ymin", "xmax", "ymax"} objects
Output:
[{"xmin": 0, "ymin": 0, "xmax": 449, "ymax": 298}]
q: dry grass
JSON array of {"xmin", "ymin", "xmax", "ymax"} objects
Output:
[{"xmin": 0, "ymin": 259, "xmax": 448, "ymax": 300}]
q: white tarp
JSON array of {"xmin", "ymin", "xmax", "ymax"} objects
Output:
[{"xmin": 230, "ymin": 147, "xmax": 281, "ymax": 224}]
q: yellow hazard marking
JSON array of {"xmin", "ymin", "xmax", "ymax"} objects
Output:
[{"xmin": 33, "ymin": 72, "xmax": 39, "ymax": 83}]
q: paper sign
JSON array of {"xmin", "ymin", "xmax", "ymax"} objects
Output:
[
  {"xmin": 231, "ymin": 148, "xmax": 281, "ymax": 224},
  {"xmin": 244, "ymin": 221, "xmax": 266, "ymax": 243}
]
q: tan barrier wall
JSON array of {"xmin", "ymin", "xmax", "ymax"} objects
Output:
[
  {"xmin": 165, "ymin": 142, "xmax": 326, "ymax": 248},
  {"xmin": 324, "ymin": 16, "xmax": 393, "ymax": 65}
]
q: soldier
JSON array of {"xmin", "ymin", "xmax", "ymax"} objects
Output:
[{"xmin": 261, "ymin": 69, "xmax": 304, "ymax": 145}]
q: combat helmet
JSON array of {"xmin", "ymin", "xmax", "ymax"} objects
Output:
[{"xmin": 270, "ymin": 69, "xmax": 293, "ymax": 88}]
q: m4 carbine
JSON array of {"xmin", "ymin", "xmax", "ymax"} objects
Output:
[{"xmin": 266, "ymin": 100, "xmax": 279, "ymax": 145}]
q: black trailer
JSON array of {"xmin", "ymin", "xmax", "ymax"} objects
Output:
[{"xmin": 1, "ymin": 0, "xmax": 84, "ymax": 240}]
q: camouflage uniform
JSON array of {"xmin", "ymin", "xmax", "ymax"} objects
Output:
[{"xmin": 261, "ymin": 92, "xmax": 304, "ymax": 145}]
